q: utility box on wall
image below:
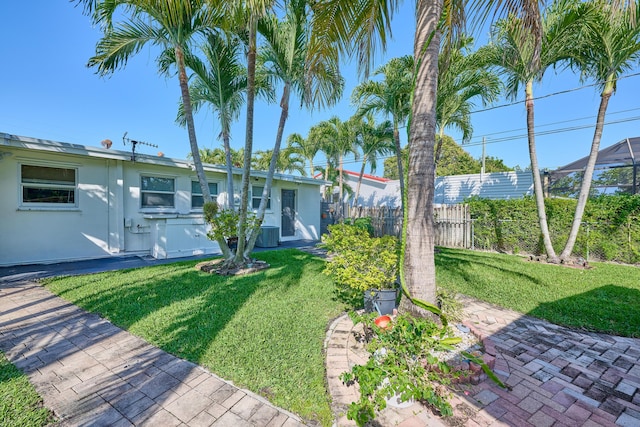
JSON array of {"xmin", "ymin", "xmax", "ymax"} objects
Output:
[{"xmin": 256, "ymin": 226, "xmax": 279, "ymax": 248}]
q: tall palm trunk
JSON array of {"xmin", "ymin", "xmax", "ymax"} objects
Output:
[
  {"xmin": 525, "ymin": 80, "xmax": 558, "ymax": 262},
  {"xmin": 244, "ymin": 83, "xmax": 291, "ymax": 257},
  {"xmin": 338, "ymin": 156, "xmax": 344, "ymax": 218},
  {"xmin": 561, "ymin": 80, "xmax": 613, "ymax": 260},
  {"xmin": 234, "ymin": 18, "xmax": 258, "ymax": 264},
  {"xmin": 393, "ymin": 123, "xmax": 405, "ymax": 216},
  {"xmin": 434, "ymin": 128, "xmax": 446, "ymax": 170},
  {"xmin": 179, "ymin": 45, "xmax": 231, "ymax": 260},
  {"xmin": 176, "ymin": 46, "xmax": 211, "ymax": 203},
  {"xmin": 322, "ymin": 160, "xmax": 331, "ymax": 201},
  {"xmin": 399, "ymin": 0, "xmax": 442, "ymax": 315},
  {"xmin": 353, "ymin": 154, "xmax": 368, "ymax": 207},
  {"xmin": 222, "ymin": 130, "xmax": 235, "ymax": 210}
]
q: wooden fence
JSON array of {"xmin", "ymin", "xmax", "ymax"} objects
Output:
[
  {"xmin": 433, "ymin": 204, "xmax": 471, "ymax": 248},
  {"xmin": 345, "ymin": 204, "xmax": 472, "ymax": 248},
  {"xmin": 347, "ymin": 205, "xmax": 403, "ymax": 238}
]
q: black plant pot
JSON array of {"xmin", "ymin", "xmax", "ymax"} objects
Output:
[{"xmin": 363, "ymin": 289, "xmax": 397, "ymax": 315}]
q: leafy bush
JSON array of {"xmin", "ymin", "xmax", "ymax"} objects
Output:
[
  {"xmin": 340, "ymin": 313, "xmax": 462, "ymax": 426},
  {"xmin": 203, "ymin": 202, "xmax": 260, "ymax": 243},
  {"xmin": 468, "ymin": 195, "xmax": 640, "ymax": 263},
  {"xmin": 321, "ymin": 224, "xmax": 399, "ymax": 292},
  {"xmin": 343, "ymin": 217, "xmax": 375, "ymax": 237}
]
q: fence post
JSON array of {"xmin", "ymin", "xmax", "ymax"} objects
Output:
[
  {"xmin": 471, "ymin": 219, "xmax": 475, "ymax": 250},
  {"xmin": 585, "ymin": 222, "xmax": 590, "ymax": 262}
]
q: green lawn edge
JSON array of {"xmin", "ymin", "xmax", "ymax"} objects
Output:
[
  {"xmin": 0, "ymin": 352, "xmax": 54, "ymax": 427},
  {"xmin": 43, "ymin": 249, "xmax": 347, "ymax": 426}
]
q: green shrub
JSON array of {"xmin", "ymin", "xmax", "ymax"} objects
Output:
[
  {"xmin": 343, "ymin": 217, "xmax": 375, "ymax": 237},
  {"xmin": 203, "ymin": 202, "xmax": 260, "ymax": 242},
  {"xmin": 340, "ymin": 314, "xmax": 462, "ymax": 426},
  {"xmin": 321, "ymin": 224, "xmax": 399, "ymax": 292},
  {"xmin": 468, "ymin": 195, "xmax": 640, "ymax": 263}
]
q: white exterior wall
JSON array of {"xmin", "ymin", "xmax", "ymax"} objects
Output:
[
  {"xmin": 434, "ymin": 171, "xmax": 534, "ymax": 205},
  {"xmin": 280, "ymin": 182, "xmax": 322, "ymax": 241},
  {"xmin": 121, "ymin": 163, "xmax": 224, "ymax": 259},
  {"xmin": 343, "ymin": 170, "xmax": 534, "ymax": 208},
  {"xmin": 0, "ymin": 133, "xmax": 324, "ymax": 266},
  {"xmin": 343, "ymin": 173, "xmax": 401, "ymax": 208},
  {"xmin": 249, "ymin": 179, "xmax": 321, "ymax": 241},
  {"xmin": 0, "ymin": 149, "xmax": 116, "ymax": 265}
]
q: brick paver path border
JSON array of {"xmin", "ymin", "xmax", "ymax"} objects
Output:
[
  {"xmin": 0, "ymin": 280, "xmax": 304, "ymax": 427},
  {"xmin": 325, "ymin": 296, "xmax": 640, "ymax": 427}
]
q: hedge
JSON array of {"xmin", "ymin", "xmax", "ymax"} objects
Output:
[{"xmin": 468, "ymin": 195, "xmax": 640, "ymax": 264}]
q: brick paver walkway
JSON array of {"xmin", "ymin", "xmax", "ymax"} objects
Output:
[
  {"xmin": 0, "ymin": 280, "xmax": 304, "ymax": 427},
  {"xmin": 325, "ymin": 296, "xmax": 640, "ymax": 427}
]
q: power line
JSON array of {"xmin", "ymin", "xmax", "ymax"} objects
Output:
[
  {"xmin": 467, "ymin": 71, "xmax": 640, "ymax": 115},
  {"xmin": 296, "ymin": 72, "xmax": 640, "ymax": 170},
  {"xmin": 316, "ymin": 112, "xmax": 640, "ymax": 168},
  {"xmin": 465, "ymin": 106, "xmax": 640, "ymax": 144}
]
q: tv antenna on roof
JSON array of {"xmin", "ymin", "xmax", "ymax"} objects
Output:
[{"xmin": 122, "ymin": 132, "xmax": 158, "ymax": 162}]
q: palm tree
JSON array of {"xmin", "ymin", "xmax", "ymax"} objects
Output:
[
  {"xmin": 174, "ymin": 32, "xmax": 248, "ymax": 210},
  {"xmin": 480, "ymin": 0, "xmax": 584, "ymax": 263},
  {"xmin": 434, "ymin": 36, "xmax": 501, "ymax": 168},
  {"xmin": 287, "ymin": 132, "xmax": 320, "ymax": 177},
  {"xmin": 251, "ymin": 147, "xmax": 306, "ymax": 175},
  {"xmin": 198, "ymin": 147, "xmax": 244, "ymax": 167},
  {"xmin": 86, "ymin": 0, "xmax": 221, "ymax": 205},
  {"xmin": 351, "ymin": 55, "xmax": 413, "ymax": 215},
  {"xmin": 244, "ymin": 0, "xmax": 343, "ymax": 256},
  {"xmin": 309, "ymin": 0, "xmax": 546, "ymax": 315},
  {"xmin": 212, "ymin": 0, "xmax": 278, "ymax": 264},
  {"xmin": 560, "ymin": 0, "xmax": 640, "ymax": 260},
  {"xmin": 351, "ymin": 115, "xmax": 394, "ymax": 207},
  {"xmin": 315, "ymin": 116, "xmax": 359, "ymax": 214}
]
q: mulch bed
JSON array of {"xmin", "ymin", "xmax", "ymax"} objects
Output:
[
  {"xmin": 195, "ymin": 259, "xmax": 270, "ymax": 276},
  {"xmin": 527, "ymin": 255, "xmax": 592, "ymax": 269}
]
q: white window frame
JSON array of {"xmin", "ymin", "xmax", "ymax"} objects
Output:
[
  {"xmin": 19, "ymin": 163, "xmax": 78, "ymax": 208},
  {"xmin": 251, "ymin": 185, "xmax": 271, "ymax": 210},
  {"xmin": 191, "ymin": 180, "xmax": 219, "ymax": 209},
  {"xmin": 140, "ymin": 175, "xmax": 176, "ymax": 210}
]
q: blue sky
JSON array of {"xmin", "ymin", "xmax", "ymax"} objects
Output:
[{"xmin": 1, "ymin": 2, "xmax": 639, "ymax": 175}]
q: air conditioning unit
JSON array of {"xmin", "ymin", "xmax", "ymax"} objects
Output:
[{"xmin": 256, "ymin": 226, "xmax": 279, "ymax": 248}]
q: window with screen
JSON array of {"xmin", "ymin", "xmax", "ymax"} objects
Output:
[
  {"xmin": 252, "ymin": 185, "xmax": 271, "ymax": 209},
  {"xmin": 141, "ymin": 176, "xmax": 175, "ymax": 208},
  {"xmin": 21, "ymin": 164, "xmax": 76, "ymax": 206},
  {"xmin": 191, "ymin": 181, "xmax": 218, "ymax": 208}
]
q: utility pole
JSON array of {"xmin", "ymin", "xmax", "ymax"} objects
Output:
[{"xmin": 481, "ymin": 137, "xmax": 486, "ymax": 180}]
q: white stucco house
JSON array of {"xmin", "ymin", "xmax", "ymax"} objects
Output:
[
  {"xmin": 342, "ymin": 170, "xmax": 402, "ymax": 207},
  {"xmin": 344, "ymin": 169, "xmax": 534, "ymax": 208},
  {"xmin": 0, "ymin": 133, "xmax": 325, "ymax": 266}
]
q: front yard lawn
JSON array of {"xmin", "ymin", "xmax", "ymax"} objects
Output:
[
  {"xmin": 43, "ymin": 249, "xmax": 346, "ymax": 426},
  {"xmin": 436, "ymin": 247, "xmax": 640, "ymax": 337},
  {"xmin": 0, "ymin": 352, "xmax": 54, "ymax": 427},
  {"xmin": 40, "ymin": 246, "xmax": 640, "ymax": 425}
]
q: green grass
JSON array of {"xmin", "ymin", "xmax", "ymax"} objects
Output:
[
  {"xmin": 436, "ymin": 247, "xmax": 640, "ymax": 337},
  {"xmin": 40, "ymin": 246, "xmax": 640, "ymax": 424},
  {"xmin": 0, "ymin": 352, "xmax": 54, "ymax": 427},
  {"xmin": 43, "ymin": 249, "xmax": 346, "ymax": 426}
]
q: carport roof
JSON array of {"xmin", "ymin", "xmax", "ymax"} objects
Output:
[{"xmin": 550, "ymin": 137, "xmax": 640, "ymax": 178}]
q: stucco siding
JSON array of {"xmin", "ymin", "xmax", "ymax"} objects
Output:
[
  {"xmin": 1, "ymin": 148, "xmax": 114, "ymax": 265},
  {"xmin": 434, "ymin": 171, "xmax": 534, "ymax": 204},
  {"xmin": 0, "ymin": 133, "xmax": 325, "ymax": 266}
]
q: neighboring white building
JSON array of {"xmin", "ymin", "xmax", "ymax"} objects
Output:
[
  {"xmin": 343, "ymin": 170, "xmax": 402, "ymax": 208},
  {"xmin": 434, "ymin": 171, "xmax": 534, "ymax": 204},
  {"xmin": 344, "ymin": 169, "xmax": 534, "ymax": 208},
  {"xmin": 0, "ymin": 133, "xmax": 324, "ymax": 266}
]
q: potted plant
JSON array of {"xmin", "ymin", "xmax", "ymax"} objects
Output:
[{"xmin": 322, "ymin": 223, "xmax": 399, "ymax": 315}]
